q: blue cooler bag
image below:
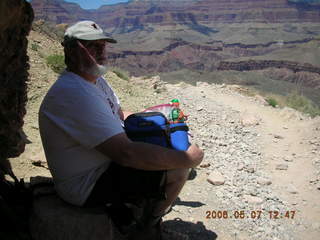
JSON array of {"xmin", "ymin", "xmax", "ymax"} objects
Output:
[
  {"xmin": 124, "ymin": 112, "xmax": 190, "ymax": 150},
  {"xmin": 169, "ymin": 123, "xmax": 190, "ymax": 151}
]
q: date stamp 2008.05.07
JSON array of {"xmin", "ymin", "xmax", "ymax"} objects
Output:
[{"xmin": 205, "ymin": 210, "xmax": 296, "ymax": 220}]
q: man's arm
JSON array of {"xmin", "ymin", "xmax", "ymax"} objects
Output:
[
  {"xmin": 118, "ymin": 108, "xmax": 133, "ymax": 121},
  {"xmin": 95, "ymin": 132, "xmax": 204, "ymax": 171}
]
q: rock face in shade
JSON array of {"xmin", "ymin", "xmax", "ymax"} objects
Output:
[
  {"xmin": 29, "ymin": 193, "xmax": 119, "ymax": 240},
  {"xmin": 0, "ymin": 0, "xmax": 33, "ymax": 161}
]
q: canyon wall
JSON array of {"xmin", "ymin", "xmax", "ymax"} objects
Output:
[
  {"xmin": 218, "ymin": 60, "xmax": 320, "ymax": 75},
  {"xmin": 218, "ymin": 60, "xmax": 320, "ymax": 88},
  {"xmin": 29, "ymin": 0, "xmax": 320, "ymax": 90},
  {"xmin": 30, "ymin": 0, "xmax": 320, "ymax": 27}
]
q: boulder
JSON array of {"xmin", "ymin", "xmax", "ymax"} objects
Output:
[
  {"xmin": 240, "ymin": 114, "xmax": 260, "ymax": 126},
  {"xmin": 243, "ymin": 195, "xmax": 264, "ymax": 204},
  {"xmin": 275, "ymin": 163, "xmax": 288, "ymax": 170},
  {"xmin": 207, "ymin": 171, "xmax": 225, "ymax": 185},
  {"xmin": 29, "ymin": 191, "xmax": 121, "ymax": 240}
]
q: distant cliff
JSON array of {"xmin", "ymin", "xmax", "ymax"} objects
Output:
[
  {"xmin": 107, "ymin": 39, "xmax": 224, "ymax": 75},
  {"xmin": 218, "ymin": 60, "xmax": 320, "ymax": 75},
  {"xmin": 30, "ymin": 0, "xmax": 320, "ymax": 27},
  {"xmin": 218, "ymin": 60, "xmax": 320, "ymax": 89},
  {"xmin": 29, "ymin": 0, "xmax": 320, "ymax": 90},
  {"xmin": 107, "ymin": 38, "xmax": 319, "ymax": 75}
]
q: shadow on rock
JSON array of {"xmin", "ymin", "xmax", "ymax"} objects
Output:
[{"xmin": 163, "ymin": 218, "xmax": 218, "ymax": 240}]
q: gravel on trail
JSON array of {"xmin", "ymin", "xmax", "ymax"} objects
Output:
[{"xmin": 156, "ymin": 81, "xmax": 320, "ymax": 240}]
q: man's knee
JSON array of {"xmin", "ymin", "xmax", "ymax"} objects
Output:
[{"xmin": 166, "ymin": 168, "xmax": 189, "ymax": 184}]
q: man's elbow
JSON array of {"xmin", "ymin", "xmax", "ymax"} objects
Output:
[
  {"xmin": 95, "ymin": 133, "xmax": 136, "ymax": 168},
  {"xmin": 110, "ymin": 143, "xmax": 136, "ymax": 168}
]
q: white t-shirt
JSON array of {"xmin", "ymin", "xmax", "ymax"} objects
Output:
[{"xmin": 39, "ymin": 71, "xmax": 124, "ymax": 206}]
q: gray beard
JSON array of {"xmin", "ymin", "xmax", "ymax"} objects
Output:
[{"xmin": 86, "ymin": 64, "xmax": 108, "ymax": 77}]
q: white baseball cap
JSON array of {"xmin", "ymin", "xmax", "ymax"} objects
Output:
[{"xmin": 63, "ymin": 20, "xmax": 117, "ymax": 44}]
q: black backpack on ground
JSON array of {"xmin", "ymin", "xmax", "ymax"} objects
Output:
[{"xmin": 0, "ymin": 165, "xmax": 32, "ymax": 240}]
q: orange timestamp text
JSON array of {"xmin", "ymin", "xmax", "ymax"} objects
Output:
[{"xmin": 205, "ymin": 210, "xmax": 296, "ymax": 220}]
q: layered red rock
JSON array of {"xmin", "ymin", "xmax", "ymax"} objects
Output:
[
  {"xmin": 218, "ymin": 60, "xmax": 320, "ymax": 75},
  {"xmin": 30, "ymin": 0, "xmax": 320, "ymax": 27},
  {"xmin": 29, "ymin": 0, "xmax": 320, "ymax": 90}
]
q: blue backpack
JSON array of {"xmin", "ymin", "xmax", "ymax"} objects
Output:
[
  {"xmin": 121, "ymin": 112, "xmax": 195, "ymax": 234},
  {"xmin": 124, "ymin": 112, "xmax": 190, "ymax": 151}
]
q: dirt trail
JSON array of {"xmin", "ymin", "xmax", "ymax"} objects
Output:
[
  {"xmin": 7, "ymin": 28, "xmax": 320, "ymax": 240},
  {"xmin": 212, "ymin": 91, "xmax": 319, "ymax": 202},
  {"xmin": 10, "ymin": 73, "xmax": 320, "ymax": 239},
  {"xmin": 190, "ymin": 84, "xmax": 320, "ymax": 239}
]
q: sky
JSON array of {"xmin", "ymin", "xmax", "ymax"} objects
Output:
[{"xmin": 64, "ymin": 0, "xmax": 130, "ymax": 9}]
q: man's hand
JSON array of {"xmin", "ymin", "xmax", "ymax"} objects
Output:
[
  {"xmin": 96, "ymin": 133, "xmax": 204, "ymax": 171},
  {"xmin": 186, "ymin": 144, "xmax": 204, "ymax": 168}
]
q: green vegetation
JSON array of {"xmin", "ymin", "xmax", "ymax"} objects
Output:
[
  {"xmin": 286, "ymin": 91, "xmax": 320, "ymax": 117},
  {"xmin": 257, "ymin": 91, "xmax": 320, "ymax": 117},
  {"xmin": 266, "ymin": 97, "xmax": 278, "ymax": 108},
  {"xmin": 143, "ymin": 74, "xmax": 155, "ymax": 79},
  {"xmin": 46, "ymin": 54, "xmax": 65, "ymax": 73},
  {"xmin": 111, "ymin": 68, "xmax": 130, "ymax": 81},
  {"xmin": 31, "ymin": 43, "xmax": 39, "ymax": 51}
]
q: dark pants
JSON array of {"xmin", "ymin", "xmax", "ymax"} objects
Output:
[
  {"xmin": 84, "ymin": 162, "xmax": 167, "ymax": 233},
  {"xmin": 85, "ymin": 162, "xmax": 167, "ymax": 206}
]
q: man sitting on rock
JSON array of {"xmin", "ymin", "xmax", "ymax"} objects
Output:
[{"xmin": 38, "ymin": 20, "xmax": 204, "ymax": 239}]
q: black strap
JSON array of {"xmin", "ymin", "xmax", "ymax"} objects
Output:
[
  {"xmin": 127, "ymin": 125, "xmax": 188, "ymax": 139},
  {"xmin": 170, "ymin": 125, "xmax": 189, "ymax": 133},
  {"xmin": 127, "ymin": 128, "xmax": 172, "ymax": 148},
  {"xmin": 126, "ymin": 111, "xmax": 168, "ymax": 121},
  {"xmin": 127, "ymin": 130, "xmax": 167, "ymax": 138}
]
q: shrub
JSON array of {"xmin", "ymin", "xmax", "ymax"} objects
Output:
[
  {"xmin": 143, "ymin": 74, "xmax": 154, "ymax": 80},
  {"xmin": 46, "ymin": 54, "xmax": 65, "ymax": 73},
  {"xmin": 286, "ymin": 91, "xmax": 320, "ymax": 117},
  {"xmin": 112, "ymin": 68, "xmax": 130, "ymax": 81},
  {"xmin": 266, "ymin": 97, "xmax": 278, "ymax": 108},
  {"xmin": 31, "ymin": 43, "xmax": 39, "ymax": 51}
]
